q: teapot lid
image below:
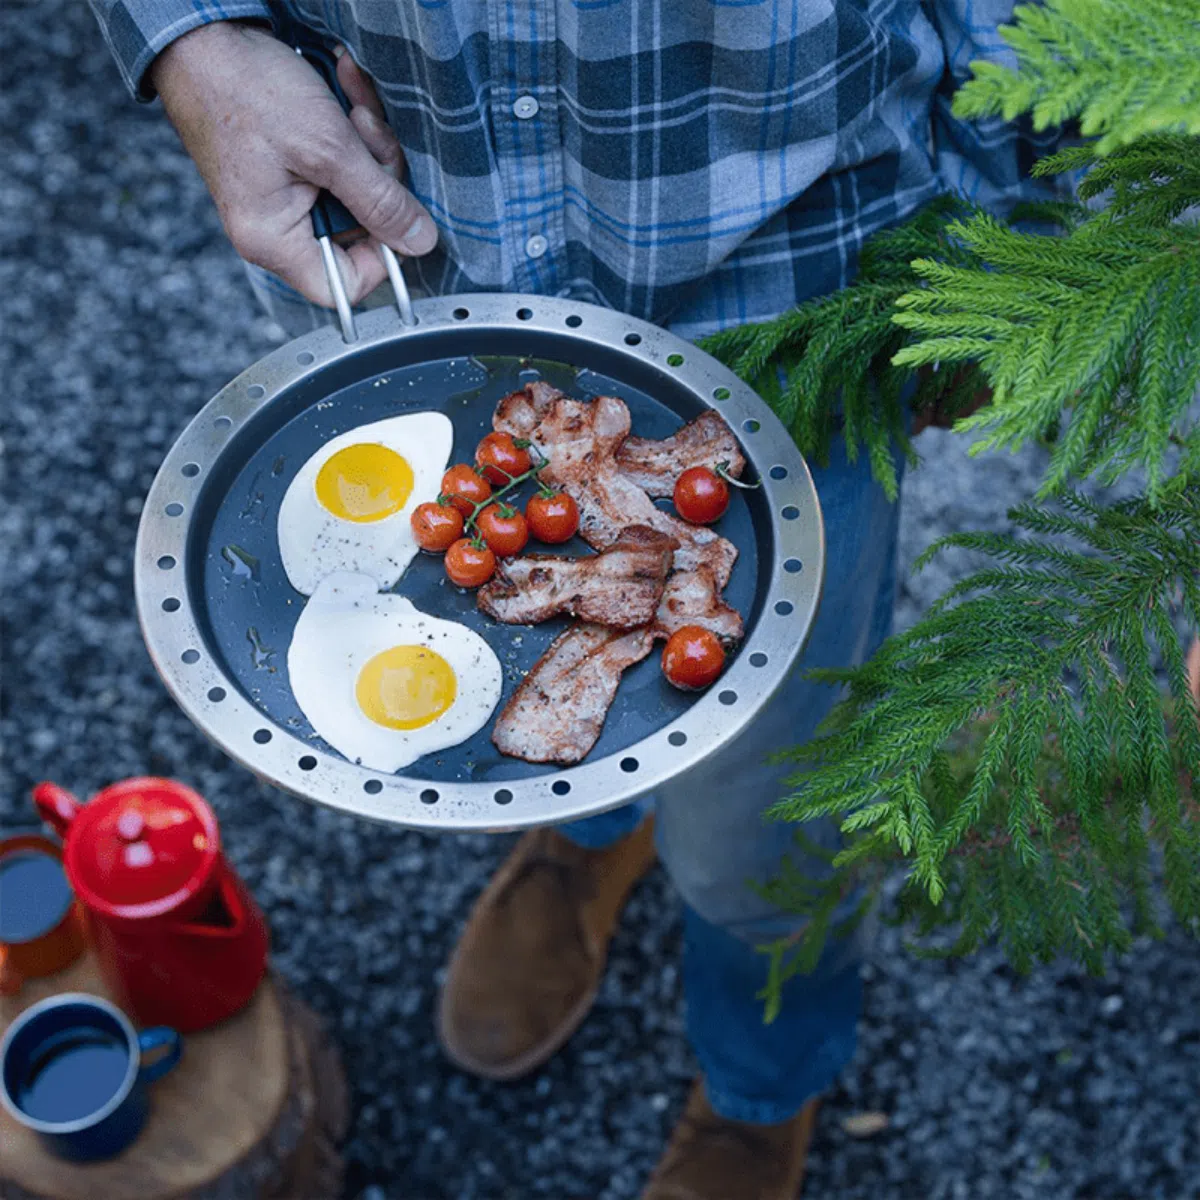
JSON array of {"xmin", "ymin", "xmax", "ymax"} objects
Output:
[{"xmin": 64, "ymin": 779, "xmax": 220, "ymax": 919}]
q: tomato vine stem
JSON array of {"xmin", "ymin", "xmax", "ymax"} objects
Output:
[{"xmin": 462, "ymin": 451, "xmax": 549, "ymax": 536}]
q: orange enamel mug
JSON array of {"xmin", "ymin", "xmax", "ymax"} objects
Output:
[{"xmin": 0, "ymin": 832, "xmax": 88, "ymax": 995}]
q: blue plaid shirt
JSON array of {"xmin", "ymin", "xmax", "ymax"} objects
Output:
[{"xmin": 89, "ymin": 0, "xmax": 1059, "ymax": 339}]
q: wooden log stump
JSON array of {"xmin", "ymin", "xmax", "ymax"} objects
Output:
[{"xmin": 0, "ymin": 952, "xmax": 347, "ymax": 1200}]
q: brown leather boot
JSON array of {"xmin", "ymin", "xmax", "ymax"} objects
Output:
[
  {"xmin": 436, "ymin": 818, "xmax": 656, "ymax": 1080},
  {"xmin": 642, "ymin": 1080, "xmax": 820, "ymax": 1200}
]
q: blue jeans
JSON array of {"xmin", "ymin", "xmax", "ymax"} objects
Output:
[{"xmin": 248, "ymin": 265, "xmax": 902, "ymax": 1124}]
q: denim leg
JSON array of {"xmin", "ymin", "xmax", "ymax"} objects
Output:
[
  {"xmin": 558, "ymin": 796, "xmax": 654, "ymax": 849},
  {"xmin": 684, "ymin": 907, "xmax": 864, "ymax": 1123},
  {"xmin": 653, "ymin": 431, "xmax": 903, "ymax": 1122}
]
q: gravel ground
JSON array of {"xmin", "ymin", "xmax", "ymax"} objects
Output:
[{"xmin": 3, "ymin": 5, "xmax": 1200, "ymax": 1198}]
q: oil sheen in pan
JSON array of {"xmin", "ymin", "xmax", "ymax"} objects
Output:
[{"xmin": 199, "ymin": 355, "xmax": 760, "ymax": 784}]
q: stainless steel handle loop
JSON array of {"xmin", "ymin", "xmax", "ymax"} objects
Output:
[{"xmin": 319, "ymin": 241, "xmax": 418, "ymax": 344}]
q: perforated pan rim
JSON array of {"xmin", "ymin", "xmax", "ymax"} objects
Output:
[{"xmin": 134, "ymin": 294, "xmax": 824, "ymax": 831}]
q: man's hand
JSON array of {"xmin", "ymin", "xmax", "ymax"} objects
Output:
[{"xmin": 151, "ymin": 23, "xmax": 437, "ymax": 307}]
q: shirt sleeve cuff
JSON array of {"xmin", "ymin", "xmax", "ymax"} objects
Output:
[{"xmin": 89, "ymin": 0, "xmax": 276, "ymax": 102}]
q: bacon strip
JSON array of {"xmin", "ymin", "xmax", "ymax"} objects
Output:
[
  {"xmin": 477, "ymin": 526, "xmax": 676, "ymax": 630},
  {"xmin": 492, "ymin": 570, "xmax": 744, "ymax": 765},
  {"xmin": 616, "ymin": 411, "xmax": 746, "ymax": 498},
  {"xmin": 491, "ymin": 381, "xmax": 562, "ymax": 439},
  {"xmin": 496, "ymin": 387, "xmax": 746, "ymax": 498},
  {"xmin": 653, "ymin": 567, "xmax": 744, "ymax": 643},
  {"xmin": 495, "ymin": 389, "xmax": 738, "ymax": 588},
  {"xmin": 491, "ymin": 623, "xmax": 656, "ymax": 764}
]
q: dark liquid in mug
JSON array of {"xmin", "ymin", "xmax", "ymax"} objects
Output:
[
  {"xmin": 0, "ymin": 851, "xmax": 73, "ymax": 943},
  {"xmin": 17, "ymin": 1032, "xmax": 129, "ymax": 1124}
]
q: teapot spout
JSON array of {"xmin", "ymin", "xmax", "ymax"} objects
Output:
[{"xmin": 33, "ymin": 782, "xmax": 82, "ymax": 838}]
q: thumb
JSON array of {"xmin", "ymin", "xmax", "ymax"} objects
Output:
[{"xmin": 322, "ymin": 140, "xmax": 438, "ymax": 257}]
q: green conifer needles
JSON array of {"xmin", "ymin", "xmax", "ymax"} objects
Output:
[
  {"xmin": 702, "ymin": 0, "xmax": 1200, "ymax": 999},
  {"xmin": 698, "ymin": 196, "xmax": 987, "ymax": 502},
  {"xmin": 892, "ymin": 213, "xmax": 1200, "ymax": 503},
  {"xmin": 774, "ymin": 490, "xmax": 1200, "ymax": 970},
  {"xmin": 953, "ymin": 0, "xmax": 1200, "ymax": 154}
]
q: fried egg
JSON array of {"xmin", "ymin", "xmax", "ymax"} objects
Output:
[
  {"xmin": 288, "ymin": 572, "xmax": 502, "ymax": 771},
  {"xmin": 278, "ymin": 411, "xmax": 453, "ymax": 595}
]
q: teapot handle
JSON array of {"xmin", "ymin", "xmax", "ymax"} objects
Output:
[{"xmin": 33, "ymin": 782, "xmax": 82, "ymax": 838}]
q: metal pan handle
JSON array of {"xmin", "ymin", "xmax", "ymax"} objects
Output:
[{"xmin": 293, "ymin": 39, "xmax": 416, "ymax": 341}]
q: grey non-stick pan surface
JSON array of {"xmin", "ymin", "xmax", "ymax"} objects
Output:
[{"xmin": 134, "ymin": 295, "xmax": 824, "ymax": 831}]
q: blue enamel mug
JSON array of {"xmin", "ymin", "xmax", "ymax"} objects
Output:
[{"xmin": 0, "ymin": 992, "xmax": 182, "ymax": 1161}]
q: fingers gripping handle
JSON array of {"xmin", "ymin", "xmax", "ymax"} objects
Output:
[
  {"xmin": 294, "ymin": 40, "xmax": 360, "ymax": 343},
  {"xmin": 294, "ymin": 42, "xmax": 360, "ymax": 243},
  {"xmin": 293, "ymin": 39, "xmax": 416, "ymax": 341}
]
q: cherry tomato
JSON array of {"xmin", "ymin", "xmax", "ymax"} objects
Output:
[
  {"xmin": 674, "ymin": 466, "xmax": 729, "ymax": 525},
  {"xmin": 475, "ymin": 503, "xmax": 529, "ymax": 558},
  {"xmin": 525, "ymin": 490, "xmax": 579, "ymax": 544},
  {"xmin": 410, "ymin": 500, "xmax": 464, "ymax": 552},
  {"xmin": 661, "ymin": 625, "xmax": 725, "ymax": 691},
  {"xmin": 441, "ymin": 464, "xmax": 492, "ymax": 517},
  {"xmin": 475, "ymin": 432, "xmax": 532, "ymax": 486},
  {"xmin": 445, "ymin": 538, "xmax": 497, "ymax": 588}
]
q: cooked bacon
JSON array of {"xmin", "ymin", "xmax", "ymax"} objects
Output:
[
  {"xmin": 495, "ymin": 389, "xmax": 738, "ymax": 587},
  {"xmin": 616, "ymin": 411, "xmax": 746, "ymax": 498},
  {"xmin": 653, "ymin": 567, "xmax": 744, "ymax": 643},
  {"xmin": 492, "ymin": 567, "xmax": 743, "ymax": 765},
  {"xmin": 492, "ymin": 381, "xmax": 563, "ymax": 439},
  {"xmin": 489, "ymin": 386, "xmax": 748, "ymax": 766},
  {"xmin": 477, "ymin": 526, "xmax": 676, "ymax": 629},
  {"xmin": 498, "ymin": 388, "xmax": 746, "ymax": 498},
  {"xmin": 491, "ymin": 623, "xmax": 655, "ymax": 764}
]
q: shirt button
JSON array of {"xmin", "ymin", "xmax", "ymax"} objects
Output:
[
  {"xmin": 512, "ymin": 95, "xmax": 540, "ymax": 120},
  {"xmin": 525, "ymin": 234, "xmax": 548, "ymax": 259}
]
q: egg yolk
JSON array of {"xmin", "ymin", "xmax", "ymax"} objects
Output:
[
  {"xmin": 315, "ymin": 443, "xmax": 413, "ymax": 522},
  {"xmin": 356, "ymin": 646, "xmax": 457, "ymax": 730}
]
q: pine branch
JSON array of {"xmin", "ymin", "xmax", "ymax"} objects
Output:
[
  {"xmin": 757, "ymin": 489, "xmax": 1200, "ymax": 1012},
  {"xmin": 1036, "ymin": 134, "xmax": 1200, "ymax": 227},
  {"xmin": 954, "ymin": 0, "xmax": 1200, "ymax": 154},
  {"xmin": 770, "ymin": 490, "xmax": 1200, "ymax": 970},
  {"xmin": 892, "ymin": 216, "xmax": 1200, "ymax": 503},
  {"xmin": 733, "ymin": 0, "xmax": 1200, "ymax": 1014},
  {"xmin": 697, "ymin": 195, "xmax": 987, "ymax": 501}
]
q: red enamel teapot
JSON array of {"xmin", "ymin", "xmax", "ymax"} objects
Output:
[{"xmin": 34, "ymin": 777, "xmax": 269, "ymax": 1033}]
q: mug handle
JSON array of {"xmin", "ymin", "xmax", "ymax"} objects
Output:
[
  {"xmin": 137, "ymin": 1027, "xmax": 183, "ymax": 1083},
  {"xmin": 0, "ymin": 946, "xmax": 21, "ymax": 996}
]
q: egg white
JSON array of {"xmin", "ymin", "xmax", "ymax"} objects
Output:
[
  {"xmin": 287, "ymin": 572, "xmax": 503, "ymax": 772},
  {"xmin": 278, "ymin": 411, "xmax": 453, "ymax": 596}
]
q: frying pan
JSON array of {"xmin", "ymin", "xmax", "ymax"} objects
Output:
[{"xmin": 131, "ymin": 44, "xmax": 826, "ymax": 833}]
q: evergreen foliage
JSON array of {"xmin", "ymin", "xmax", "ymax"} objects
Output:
[
  {"xmin": 700, "ymin": 195, "xmax": 990, "ymax": 502},
  {"xmin": 893, "ymin": 206, "xmax": 1200, "ymax": 503},
  {"xmin": 954, "ymin": 0, "xmax": 1200, "ymax": 154},
  {"xmin": 697, "ymin": 0, "xmax": 1200, "ymax": 1011},
  {"xmin": 778, "ymin": 491, "xmax": 1200, "ymax": 953}
]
